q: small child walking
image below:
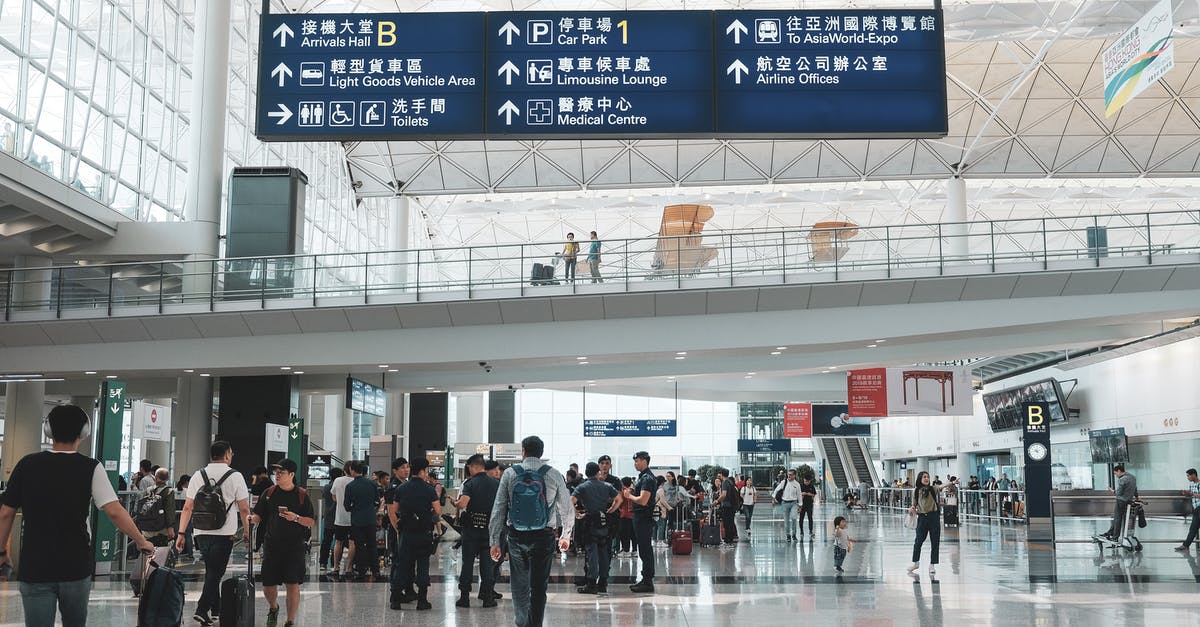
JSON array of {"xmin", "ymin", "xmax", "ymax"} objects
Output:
[{"xmin": 833, "ymin": 516, "xmax": 854, "ymax": 573}]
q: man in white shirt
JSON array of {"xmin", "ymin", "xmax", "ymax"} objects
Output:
[
  {"xmin": 774, "ymin": 469, "xmax": 803, "ymax": 542},
  {"xmin": 175, "ymin": 441, "xmax": 251, "ymax": 627},
  {"xmin": 330, "ymin": 461, "xmax": 355, "ymax": 579}
]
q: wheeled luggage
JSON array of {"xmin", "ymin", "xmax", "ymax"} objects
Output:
[
  {"xmin": 671, "ymin": 530, "xmax": 693, "ymax": 555},
  {"xmin": 530, "ymin": 262, "xmax": 557, "ymax": 285},
  {"xmin": 943, "ymin": 505, "xmax": 959, "ymax": 527},
  {"xmin": 219, "ymin": 529, "xmax": 255, "ymax": 627},
  {"xmin": 699, "ymin": 524, "xmax": 721, "ymax": 547},
  {"xmin": 136, "ymin": 548, "xmax": 185, "ymax": 627},
  {"xmin": 130, "ymin": 545, "xmax": 174, "ymax": 597}
]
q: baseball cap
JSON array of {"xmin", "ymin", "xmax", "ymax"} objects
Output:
[
  {"xmin": 633, "ymin": 451, "xmax": 650, "ymax": 461},
  {"xmin": 598, "ymin": 455, "xmax": 612, "ymax": 463},
  {"xmin": 272, "ymin": 459, "xmax": 298, "ymax": 474}
]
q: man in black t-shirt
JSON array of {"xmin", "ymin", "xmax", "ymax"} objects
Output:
[
  {"xmin": 251, "ymin": 459, "xmax": 315, "ymax": 627},
  {"xmin": 800, "ymin": 476, "xmax": 818, "ymax": 538},
  {"xmin": 394, "ymin": 458, "xmax": 442, "ymax": 611},
  {"xmin": 454, "ymin": 454, "xmax": 500, "ymax": 608},
  {"xmin": 623, "ymin": 451, "xmax": 658, "ymax": 593},
  {"xmin": 714, "ymin": 468, "xmax": 739, "ymax": 544},
  {"xmin": 384, "ymin": 457, "xmax": 411, "ymax": 608},
  {"xmin": 573, "ymin": 462, "xmax": 621, "ymax": 594},
  {"xmin": 0, "ymin": 405, "xmax": 154, "ymax": 627}
]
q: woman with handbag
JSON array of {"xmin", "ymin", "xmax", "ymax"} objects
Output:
[{"xmin": 907, "ymin": 472, "xmax": 957, "ymax": 575}]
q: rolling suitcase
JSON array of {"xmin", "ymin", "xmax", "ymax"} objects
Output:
[
  {"xmin": 690, "ymin": 518, "xmax": 702, "ymax": 541},
  {"xmin": 943, "ymin": 505, "xmax": 959, "ymax": 527},
  {"xmin": 699, "ymin": 525, "xmax": 721, "ymax": 547},
  {"xmin": 219, "ymin": 529, "xmax": 255, "ymax": 627},
  {"xmin": 671, "ymin": 530, "xmax": 693, "ymax": 555},
  {"xmin": 130, "ymin": 545, "xmax": 174, "ymax": 597},
  {"xmin": 137, "ymin": 548, "xmax": 185, "ymax": 627}
]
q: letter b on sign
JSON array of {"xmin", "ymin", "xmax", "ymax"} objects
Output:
[
  {"xmin": 1027, "ymin": 404, "xmax": 1044, "ymax": 426},
  {"xmin": 378, "ymin": 21, "xmax": 396, "ymax": 46}
]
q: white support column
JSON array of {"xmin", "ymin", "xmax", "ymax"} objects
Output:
[
  {"xmin": 389, "ymin": 196, "xmax": 410, "ymax": 288},
  {"xmin": 11, "ymin": 256, "xmax": 52, "ymax": 311},
  {"xmin": 175, "ymin": 377, "xmax": 214, "ymax": 476},
  {"xmin": 944, "ymin": 176, "xmax": 970, "ymax": 263},
  {"xmin": 181, "ymin": 0, "xmax": 232, "ymax": 294},
  {"xmin": 4, "ymin": 383, "xmax": 47, "ymax": 481},
  {"xmin": 323, "ymin": 395, "xmax": 342, "ymax": 459},
  {"xmin": 341, "ymin": 404, "xmax": 356, "ymax": 462}
]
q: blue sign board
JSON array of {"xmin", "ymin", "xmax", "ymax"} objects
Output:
[
  {"xmin": 737, "ymin": 439, "xmax": 792, "ymax": 452},
  {"xmin": 257, "ymin": 13, "xmax": 486, "ymax": 139},
  {"xmin": 255, "ymin": 10, "xmax": 947, "ymax": 140},
  {"xmin": 584, "ymin": 419, "xmax": 677, "ymax": 437},
  {"xmin": 485, "ymin": 11, "xmax": 714, "ymax": 136},
  {"xmin": 713, "ymin": 10, "xmax": 947, "ymax": 136}
]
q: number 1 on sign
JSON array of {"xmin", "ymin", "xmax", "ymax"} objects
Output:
[{"xmin": 617, "ymin": 20, "xmax": 628, "ymax": 44}]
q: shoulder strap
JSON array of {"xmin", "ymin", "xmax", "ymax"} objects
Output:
[
  {"xmin": 264, "ymin": 485, "xmax": 277, "ymax": 501},
  {"xmin": 200, "ymin": 469, "xmax": 211, "ymax": 487},
  {"xmin": 535, "ymin": 465, "xmax": 550, "ymax": 478},
  {"xmin": 513, "ymin": 465, "xmax": 528, "ymax": 478},
  {"xmin": 298, "ymin": 487, "xmax": 307, "ymax": 505},
  {"xmin": 212, "ymin": 469, "xmax": 238, "ymax": 488}
]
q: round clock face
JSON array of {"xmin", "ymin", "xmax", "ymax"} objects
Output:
[{"xmin": 1027, "ymin": 442, "xmax": 1048, "ymax": 461}]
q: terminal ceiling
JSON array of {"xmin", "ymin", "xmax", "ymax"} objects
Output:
[{"xmin": 271, "ymin": 1, "xmax": 1200, "ymax": 197}]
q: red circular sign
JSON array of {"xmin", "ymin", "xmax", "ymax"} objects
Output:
[{"xmin": 150, "ymin": 409, "xmax": 158, "ymax": 423}]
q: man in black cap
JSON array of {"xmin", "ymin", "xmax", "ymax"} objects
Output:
[
  {"xmin": 622, "ymin": 451, "xmax": 657, "ymax": 593},
  {"xmin": 250, "ymin": 459, "xmax": 315, "ymax": 627}
]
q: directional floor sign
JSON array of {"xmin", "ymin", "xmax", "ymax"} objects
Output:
[
  {"xmin": 256, "ymin": 12, "xmax": 486, "ymax": 139},
  {"xmin": 484, "ymin": 11, "xmax": 714, "ymax": 136},
  {"xmin": 714, "ymin": 10, "xmax": 948, "ymax": 136}
]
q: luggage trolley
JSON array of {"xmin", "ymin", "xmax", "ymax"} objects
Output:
[
  {"xmin": 1092, "ymin": 500, "xmax": 1144, "ymax": 553},
  {"xmin": 529, "ymin": 254, "xmax": 561, "ymax": 286}
]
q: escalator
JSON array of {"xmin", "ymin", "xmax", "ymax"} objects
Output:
[
  {"xmin": 845, "ymin": 438, "xmax": 878, "ymax": 488},
  {"xmin": 819, "ymin": 438, "xmax": 850, "ymax": 491}
]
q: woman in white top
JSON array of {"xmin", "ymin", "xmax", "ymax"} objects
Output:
[{"xmin": 740, "ymin": 478, "xmax": 757, "ymax": 536}]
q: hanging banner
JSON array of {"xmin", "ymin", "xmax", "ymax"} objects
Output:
[
  {"xmin": 848, "ymin": 367, "xmax": 972, "ymax": 417},
  {"xmin": 847, "ymin": 368, "xmax": 888, "ymax": 417},
  {"xmin": 1103, "ymin": 0, "xmax": 1175, "ymax": 117},
  {"xmin": 812, "ymin": 403, "xmax": 871, "ymax": 437},
  {"xmin": 783, "ymin": 403, "xmax": 812, "ymax": 438},
  {"xmin": 132, "ymin": 401, "xmax": 172, "ymax": 442}
]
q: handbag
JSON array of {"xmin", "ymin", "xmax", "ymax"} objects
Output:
[{"xmin": 905, "ymin": 512, "xmax": 918, "ymax": 529}]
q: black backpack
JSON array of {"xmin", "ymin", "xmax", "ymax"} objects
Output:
[
  {"xmin": 192, "ymin": 469, "xmax": 238, "ymax": 531},
  {"xmin": 134, "ymin": 486, "xmax": 171, "ymax": 531}
]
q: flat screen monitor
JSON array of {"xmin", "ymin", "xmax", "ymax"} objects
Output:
[
  {"xmin": 1089, "ymin": 428, "xmax": 1129, "ymax": 464},
  {"xmin": 981, "ymin": 378, "xmax": 1069, "ymax": 433},
  {"xmin": 307, "ymin": 465, "xmax": 330, "ymax": 480}
]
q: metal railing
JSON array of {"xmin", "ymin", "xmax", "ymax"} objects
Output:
[
  {"xmin": 872, "ymin": 487, "xmax": 1028, "ymax": 523},
  {"xmin": 3, "ymin": 209, "xmax": 1198, "ymax": 320}
]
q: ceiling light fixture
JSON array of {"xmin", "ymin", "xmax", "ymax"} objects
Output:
[
  {"xmin": 378, "ymin": 364, "xmax": 389, "ymax": 368},
  {"xmin": 867, "ymin": 344, "xmax": 877, "ymax": 348},
  {"xmin": 674, "ymin": 356, "xmax": 685, "ymax": 360},
  {"xmin": 876, "ymin": 339, "xmax": 887, "ymax": 343},
  {"xmin": 770, "ymin": 351, "xmax": 781, "ymax": 355},
  {"xmin": 85, "ymin": 371, "xmax": 98, "ymax": 375},
  {"xmin": 388, "ymin": 369, "xmax": 398, "ymax": 373},
  {"xmin": 183, "ymin": 369, "xmax": 194, "ymax": 373},
  {"xmin": 105, "ymin": 375, "xmax": 119, "ymax": 379},
  {"xmin": 744, "ymin": 375, "xmax": 753, "ymax": 379},
  {"xmin": 280, "ymin": 366, "xmax": 291, "ymax": 370},
  {"xmin": 199, "ymin": 373, "xmax": 211, "ymax": 377},
  {"xmin": 676, "ymin": 351, "xmax": 687, "ymax": 355},
  {"xmin": 576, "ymin": 356, "xmax": 588, "ymax": 360},
  {"xmin": 294, "ymin": 371, "xmax": 304, "ymax": 375},
  {"xmin": 579, "ymin": 361, "xmax": 589, "ymax": 365},
  {"xmin": 587, "ymin": 380, "xmax": 596, "ymax": 384},
  {"xmin": 747, "ymin": 372, "xmax": 756, "ymax": 375},
  {"xmin": 776, "ymin": 347, "xmax": 788, "ymax": 350}
]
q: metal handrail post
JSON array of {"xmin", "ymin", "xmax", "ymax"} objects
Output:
[
  {"xmin": 885, "ymin": 226, "xmax": 892, "ymax": 277},
  {"xmin": 938, "ymin": 223, "xmax": 944, "ymax": 275},
  {"xmin": 989, "ymin": 221, "xmax": 996, "ymax": 272},
  {"xmin": 158, "ymin": 261, "xmax": 165, "ymax": 314},
  {"xmin": 780, "ymin": 230, "xmax": 787, "ymax": 282},
  {"xmin": 728, "ymin": 233, "xmax": 734, "ymax": 286},
  {"xmin": 260, "ymin": 258, "xmax": 267, "ymax": 308},
  {"xmin": 209, "ymin": 260, "xmax": 217, "ymax": 311},
  {"xmin": 106, "ymin": 266, "xmax": 114, "ymax": 317},
  {"xmin": 1145, "ymin": 212, "xmax": 1153, "ymax": 264},
  {"xmin": 1041, "ymin": 218, "xmax": 1048, "ymax": 269},
  {"xmin": 676, "ymin": 235, "xmax": 682, "ymax": 288},
  {"xmin": 414, "ymin": 248, "xmax": 421, "ymax": 301},
  {"xmin": 313, "ymin": 257, "xmax": 318, "ymax": 306},
  {"xmin": 467, "ymin": 247, "xmax": 473, "ymax": 298},
  {"xmin": 1093, "ymin": 215, "xmax": 1100, "ymax": 268},
  {"xmin": 364, "ymin": 252, "xmax": 371, "ymax": 304},
  {"xmin": 833, "ymin": 229, "xmax": 839, "ymax": 280},
  {"xmin": 55, "ymin": 267, "xmax": 62, "ymax": 318},
  {"xmin": 520, "ymin": 244, "xmax": 525, "ymax": 297}
]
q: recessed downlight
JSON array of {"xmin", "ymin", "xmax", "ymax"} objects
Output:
[
  {"xmin": 770, "ymin": 351, "xmax": 781, "ymax": 355},
  {"xmin": 426, "ymin": 387, "xmax": 435, "ymax": 390},
  {"xmin": 676, "ymin": 351, "xmax": 687, "ymax": 356},
  {"xmin": 576, "ymin": 356, "xmax": 588, "ymax": 360},
  {"xmin": 105, "ymin": 375, "xmax": 118, "ymax": 379},
  {"xmin": 388, "ymin": 369, "xmax": 398, "ymax": 373},
  {"xmin": 199, "ymin": 373, "xmax": 211, "ymax": 377},
  {"xmin": 280, "ymin": 366, "xmax": 291, "ymax": 370},
  {"xmin": 378, "ymin": 364, "xmax": 389, "ymax": 368},
  {"xmin": 776, "ymin": 347, "xmax": 788, "ymax": 350},
  {"xmin": 85, "ymin": 371, "xmax": 98, "ymax": 375},
  {"xmin": 293, "ymin": 371, "xmax": 304, "ymax": 375},
  {"xmin": 579, "ymin": 361, "xmax": 589, "ymax": 365},
  {"xmin": 183, "ymin": 369, "xmax": 194, "ymax": 373},
  {"xmin": 674, "ymin": 356, "xmax": 685, "ymax": 360}
]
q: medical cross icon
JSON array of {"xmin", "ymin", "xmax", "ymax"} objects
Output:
[{"xmin": 527, "ymin": 99, "xmax": 553, "ymax": 125}]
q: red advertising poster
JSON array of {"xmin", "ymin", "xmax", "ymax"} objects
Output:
[
  {"xmin": 848, "ymin": 368, "xmax": 889, "ymax": 417},
  {"xmin": 783, "ymin": 403, "xmax": 812, "ymax": 438}
]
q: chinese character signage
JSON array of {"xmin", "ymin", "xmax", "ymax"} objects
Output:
[
  {"xmin": 257, "ymin": 9, "xmax": 947, "ymax": 140},
  {"xmin": 584, "ymin": 419, "xmax": 677, "ymax": 437},
  {"xmin": 847, "ymin": 368, "xmax": 888, "ymax": 417},
  {"xmin": 714, "ymin": 10, "xmax": 947, "ymax": 136},
  {"xmin": 783, "ymin": 403, "xmax": 812, "ymax": 438},
  {"xmin": 93, "ymin": 381, "xmax": 125, "ymax": 569},
  {"xmin": 1102, "ymin": 0, "xmax": 1174, "ymax": 117},
  {"xmin": 1022, "ymin": 402, "xmax": 1053, "ymax": 521},
  {"xmin": 737, "ymin": 439, "xmax": 791, "ymax": 452}
]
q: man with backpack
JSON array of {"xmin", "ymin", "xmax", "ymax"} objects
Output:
[
  {"xmin": 0, "ymin": 405, "xmax": 155, "ymax": 627},
  {"xmin": 714, "ymin": 468, "xmax": 740, "ymax": 545},
  {"xmin": 489, "ymin": 436, "xmax": 574, "ymax": 627},
  {"xmin": 393, "ymin": 458, "xmax": 442, "ymax": 610},
  {"xmin": 175, "ymin": 441, "xmax": 251, "ymax": 627},
  {"xmin": 136, "ymin": 467, "xmax": 177, "ymax": 546},
  {"xmin": 622, "ymin": 451, "xmax": 657, "ymax": 593},
  {"xmin": 250, "ymin": 459, "xmax": 314, "ymax": 627}
]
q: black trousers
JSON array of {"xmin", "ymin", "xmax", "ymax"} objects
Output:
[
  {"xmin": 1184, "ymin": 508, "xmax": 1200, "ymax": 548},
  {"xmin": 719, "ymin": 507, "xmax": 737, "ymax": 543},
  {"xmin": 319, "ymin": 525, "xmax": 335, "ymax": 568},
  {"xmin": 459, "ymin": 531, "xmax": 495, "ymax": 594},
  {"xmin": 632, "ymin": 515, "xmax": 655, "ymax": 581},
  {"xmin": 799, "ymin": 501, "xmax": 815, "ymax": 534},
  {"xmin": 350, "ymin": 524, "xmax": 379, "ymax": 577},
  {"xmin": 911, "ymin": 511, "xmax": 941, "ymax": 565}
]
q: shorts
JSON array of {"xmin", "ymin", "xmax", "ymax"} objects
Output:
[
  {"xmin": 261, "ymin": 545, "xmax": 307, "ymax": 586},
  {"xmin": 333, "ymin": 525, "xmax": 352, "ymax": 543}
]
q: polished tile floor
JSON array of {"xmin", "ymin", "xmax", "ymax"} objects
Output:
[{"xmin": 5, "ymin": 506, "xmax": 1200, "ymax": 626}]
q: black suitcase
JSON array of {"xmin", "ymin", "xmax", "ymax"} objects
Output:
[
  {"xmin": 530, "ymin": 263, "xmax": 546, "ymax": 284},
  {"xmin": 136, "ymin": 547, "xmax": 185, "ymax": 627},
  {"xmin": 219, "ymin": 531, "xmax": 255, "ymax": 627},
  {"xmin": 700, "ymin": 525, "xmax": 721, "ymax": 547},
  {"xmin": 943, "ymin": 505, "xmax": 959, "ymax": 527},
  {"xmin": 690, "ymin": 518, "xmax": 702, "ymax": 541}
]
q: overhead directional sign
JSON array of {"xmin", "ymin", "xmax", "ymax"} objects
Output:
[
  {"xmin": 484, "ymin": 11, "xmax": 715, "ymax": 136},
  {"xmin": 713, "ymin": 10, "xmax": 947, "ymax": 136},
  {"xmin": 256, "ymin": 12, "xmax": 486, "ymax": 139},
  {"xmin": 255, "ymin": 9, "xmax": 948, "ymax": 140},
  {"xmin": 584, "ymin": 419, "xmax": 677, "ymax": 437}
]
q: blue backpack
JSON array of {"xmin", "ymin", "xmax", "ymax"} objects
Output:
[{"xmin": 510, "ymin": 465, "xmax": 551, "ymax": 532}]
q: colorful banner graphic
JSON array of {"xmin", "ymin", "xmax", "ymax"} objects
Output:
[{"xmin": 1102, "ymin": 0, "xmax": 1174, "ymax": 117}]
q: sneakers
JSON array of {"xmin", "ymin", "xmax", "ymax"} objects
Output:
[
  {"xmin": 193, "ymin": 611, "xmax": 215, "ymax": 626},
  {"xmin": 928, "ymin": 566, "xmax": 937, "ymax": 575},
  {"xmin": 482, "ymin": 596, "xmax": 498, "ymax": 608},
  {"xmin": 906, "ymin": 563, "xmax": 919, "ymax": 574},
  {"xmin": 835, "ymin": 566, "xmax": 844, "ymax": 574},
  {"xmin": 456, "ymin": 593, "xmax": 471, "ymax": 608},
  {"xmin": 576, "ymin": 583, "xmax": 598, "ymax": 594},
  {"xmin": 267, "ymin": 605, "xmax": 280, "ymax": 627},
  {"xmin": 1175, "ymin": 545, "xmax": 1190, "ymax": 552},
  {"xmin": 629, "ymin": 580, "xmax": 655, "ymax": 593},
  {"xmin": 479, "ymin": 591, "xmax": 503, "ymax": 601}
]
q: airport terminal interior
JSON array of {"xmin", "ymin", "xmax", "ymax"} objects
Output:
[{"xmin": 2, "ymin": 0, "xmax": 1200, "ymax": 625}]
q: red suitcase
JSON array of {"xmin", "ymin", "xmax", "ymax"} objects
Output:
[{"xmin": 671, "ymin": 530, "xmax": 693, "ymax": 555}]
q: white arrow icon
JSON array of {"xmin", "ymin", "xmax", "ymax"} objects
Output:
[
  {"xmin": 498, "ymin": 21, "xmax": 521, "ymax": 45},
  {"xmin": 110, "ymin": 402, "xmax": 120, "ymax": 414},
  {"xmin": 726, "ymin": 19, "xmax": 749, "ymax": 44},
  {"xmin": 273, "ymin": 23, "xmax": 294, "ymax": 47},
  {"xmin": 268, "ymin": 103, "xmax": 293, "ymax": 125},
  {"xmin": 498, "ymin": 100, "xmax": 520, "ymax": 125},
  {"xmin": 498, "ymin": 60, "xmax": 521, "ymax": 85},
  {"xmin": 271, "ymin": 62, "xmax": 292, "ymax": 87},
  {"xmin": 727, "ymin": 59, "xmax": 749, "ymax": 84}
]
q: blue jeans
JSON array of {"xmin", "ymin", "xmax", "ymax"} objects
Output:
[
  {"xmin": 194, "ymin": 534, "xmax": 234, "ymax": 616},
  {"xmin": 509, "ymin": 529, "xmax": 555, "ymax": 627},
  {"xmin": 19, "ymin": 577, "xmax": 91, "ymax": 627},
  {"xmin": 780, "ymin": 501, "xmax": 798, "ymax": 536},
  {"xmin": 633, "ymin": 515, "xmax": 655, "ymax": 581},
  {"xmin": 654, "ymin": 517, "xmax": 668, "ymax": 542},
  {"xmin": 459, "ymin": 531, "xmax": 495, "ymax": 595}
]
